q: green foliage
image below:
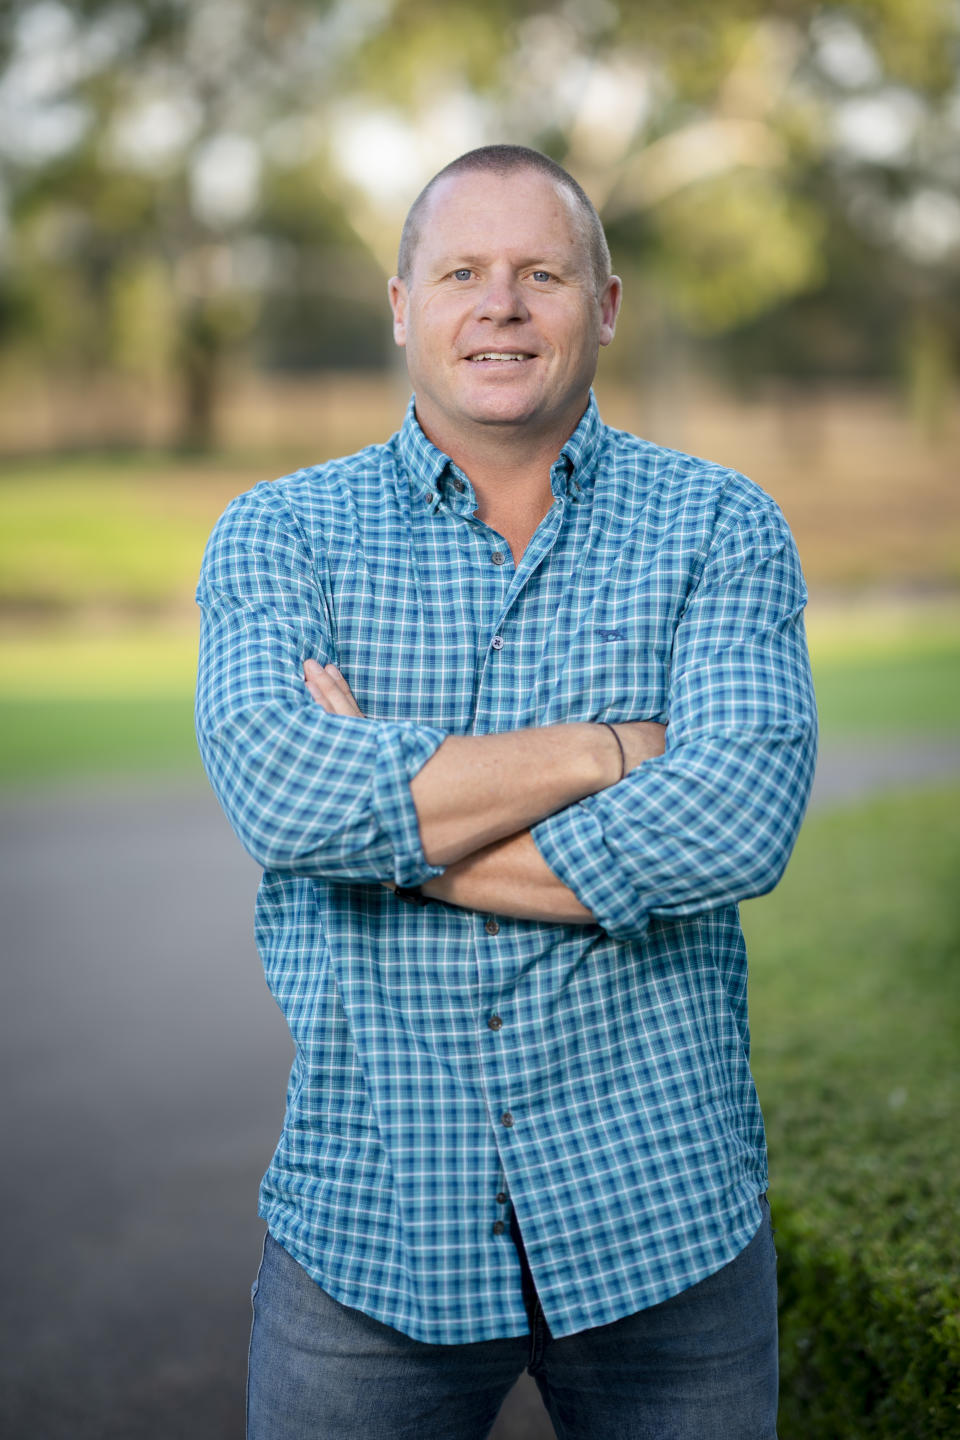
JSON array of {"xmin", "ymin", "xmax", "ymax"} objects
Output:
[
  {"xmin": 2, "ymin": 0, "xmax": 959, "ymax": 427},
  {"xmin": 744, "ymin": 788, "xmax": 960, "ymax": 1435},
  {"xmin": 652, "ymin": 174, "xmax": 826, "ymax": 333},
  {"xmin": 349, "ymin": 0, "xmax": 531, "ymax": 103},
  {"xmin": 843, "ymin": 0, "xmax": 960, "ymax": 91}
]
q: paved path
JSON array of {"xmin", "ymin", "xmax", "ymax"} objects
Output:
[{"xmin": 2, "ymin": 736, "xmax": 958, "ymax": 1439}]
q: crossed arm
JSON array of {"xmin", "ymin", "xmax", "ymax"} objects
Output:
[
  {"xmin": 303, "ymin": 659, "xmax": 667, "ymax": 923},
  {"xmin": 197, "ymin": 487, "xmax": 816, "ymax": 936}
]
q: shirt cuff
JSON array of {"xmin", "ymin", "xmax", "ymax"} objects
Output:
[
  {"xmin": 373, "ymin": 722, "xmax": 447, "ymax": 888},
  {"xmin": 532, "ymin": 800, "xmax": 650, "ymax": 941}
]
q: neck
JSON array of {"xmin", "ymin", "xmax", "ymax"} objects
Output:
[{"xmin": 415, "ymin": 404, "xmax": 584, "ymax": 512}]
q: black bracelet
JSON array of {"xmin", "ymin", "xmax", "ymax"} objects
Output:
[
  {"xmin": 394, "ymin": 884, "xmax": 431, "ymax": 906},
  {"xmin": 600, "ymin": 721, "xmax": 626, "ymax": 782}
]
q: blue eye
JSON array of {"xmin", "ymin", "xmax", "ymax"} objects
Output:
[
  {"xmin": 452, "ymin": 269, "xmax": 472, "ymax": 281},
  {"xmin": 531, "ymin": 270, "xmax": 552, "ymax": 282}
]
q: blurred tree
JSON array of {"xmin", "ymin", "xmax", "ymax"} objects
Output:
[
  {"xmin": 0, "ymin": 0, "xmax": 957, "ymax": 446},
  {"xmin": 0, "ymin": 0, "xmax": 390, "ymax": 447}
]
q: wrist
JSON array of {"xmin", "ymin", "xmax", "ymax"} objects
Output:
[
  {"xmin": 599, "ymin": 722, "xmax": 626, "ymax": 783},
  {"xmin": 576, "ymin": 721, "xmax": 623, "ymax": 790}
]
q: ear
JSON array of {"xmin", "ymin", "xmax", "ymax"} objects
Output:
[
  {"xmin": 598, "ymin": 275, "xmax": 623, "ymax": 348},
  {"xmin": 388, "ymin": 276, "xmax": 408, "ymax": 347}
]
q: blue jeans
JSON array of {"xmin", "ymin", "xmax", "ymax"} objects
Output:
[{"xmin": 247, "ymin": 1197, "xmax": 778, "ymax": 1439}]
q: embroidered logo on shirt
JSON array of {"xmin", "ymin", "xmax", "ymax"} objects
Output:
[{"xmin": 596, "ymin": 627, "xmax": 626, "ymax": 642}]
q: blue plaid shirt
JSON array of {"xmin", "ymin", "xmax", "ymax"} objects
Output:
[{"xmin": 196, "ymin": 393, "xmax": 817, "ymax": 1344}]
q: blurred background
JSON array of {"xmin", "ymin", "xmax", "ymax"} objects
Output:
[{"xmin": 0, "ymin": 1, "xmax": 957, "ymax": 1436}]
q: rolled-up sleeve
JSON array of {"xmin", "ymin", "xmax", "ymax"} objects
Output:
[
  {"xmin": 195, "ymin": 485, "xmax": 446, "ymax": 884},
  {"xmin": 532, "ymin": 500, "xmax": 818, "ymax": 940}
]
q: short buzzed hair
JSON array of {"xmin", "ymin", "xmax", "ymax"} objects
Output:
[{"xmin": 397, "ymin": 145, "xmax": 612, "ymax": 295}]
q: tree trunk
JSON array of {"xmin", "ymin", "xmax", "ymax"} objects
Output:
[{"xmin": 176, "ymin": 303, "xmax": 222, "ymax": 452}]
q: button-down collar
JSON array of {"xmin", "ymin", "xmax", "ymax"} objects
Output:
[{"xmin": 396, "ymin": 392, "xmax": 605, "ymax": 514}]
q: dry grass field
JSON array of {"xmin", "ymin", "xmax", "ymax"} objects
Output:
[{"xmin": 3, "ymin": 370, "xmax": 958, "ymax": 591}]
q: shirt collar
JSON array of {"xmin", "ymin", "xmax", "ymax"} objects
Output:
[{"xmin": 396, "ymin": 392, "xmax": 605, "ymax": 512}]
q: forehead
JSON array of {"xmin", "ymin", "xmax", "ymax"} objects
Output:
[{"xmin": 414, "ymin": 168, "xmax": 590, "ymax": 272}]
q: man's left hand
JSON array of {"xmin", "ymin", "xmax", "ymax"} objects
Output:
[{"xmin": 304, "ymin": 660, "xmax": 365, "ymax": 717}]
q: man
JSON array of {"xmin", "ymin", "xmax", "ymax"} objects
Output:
[{"xmin": 196, "ymin": 145, "xmax": 817, "ymax": 1439}]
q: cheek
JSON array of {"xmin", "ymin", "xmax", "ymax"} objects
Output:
[{"xmin": 410, "ymin": 311, "xmax": 458, "ymax": 362}]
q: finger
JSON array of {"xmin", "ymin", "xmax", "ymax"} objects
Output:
[
  {"xmin": 304, "ymin": 685, "xmax": 336, "ymax": 714},
  {"xmin": 320, "ymin": 664, "xmax": 364, "ymax": 717},
  {"xmin": 303, "ymin": 660, "xmax": 344, "ymax": 712},
  {"xmin": 304, "ymin": 677, "xmax": 333, "ymax": 709},
  {"xmin": 303, "ymin": 661, "xmax": 364, "ymax": 717}
]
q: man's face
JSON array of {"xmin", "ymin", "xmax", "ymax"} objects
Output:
[{"xmin": 388, "ymin": 168, "xmax": 621, "ymax": 454}]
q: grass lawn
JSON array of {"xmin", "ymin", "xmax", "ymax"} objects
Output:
[
  {"xmin": 0, "ymin": 628, "xmax": 203, "ymax": 785},
  {"xmin": 0, "ymin": 697, "xmax": 203, "ymax": 782},
  {"xmin": 812, "ymin": 639, "xmax": 960, "ymax": 735},
  {"xmin": 743, "ymin": 786, "xmax": 960, "ymax": 1435},
  {"xmin": 745, "ymin": 786, "xmax": 959, "ymax": 1268},
  {"xmin": 806, "ymin": 602, "xmax": 960, "ymax": 736},
  {"xmin": 0, "ymin": 454, "xmax": 245, "ymax": 611}
]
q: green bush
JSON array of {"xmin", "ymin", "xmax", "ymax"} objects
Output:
[{"xmin": 743, "ymin": 788, "xmax": 960, "ymax": 1437}]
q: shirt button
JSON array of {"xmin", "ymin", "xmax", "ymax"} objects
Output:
[
  {"xmin": 488, "ymin": 1014, "xmax": 503, "ymax": 1030},
  {"xmin": 452, "ymin": 477, "xmax": 465, "ymax": 493},
  {"xmin": 490, "ymin": 551, "xmax": 506, "ymax": 565},
  {"xmin": 501, "ymin": 1112, "xmax": 514, "ymax": 1128},
  {"xmin": 491, "ymin": 635, "xmax": 504, "ymax": 650},
  {"xmin": 496, "ymin": 1192, "xmax": 508, "ymax": 1205},
  {"xmin": 484, "ymin": 918, "xmax": 500, "ymax": 935},
  {"xmin": 492, "ymin": 1220, "xmax": 505, "ymax": 1235}
]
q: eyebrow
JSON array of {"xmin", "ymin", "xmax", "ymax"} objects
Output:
[{"xmin": 433, "ymin": 253, "xmax": 572, "ymax": 273}]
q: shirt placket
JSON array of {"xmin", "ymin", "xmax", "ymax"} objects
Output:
[{"xmin": 461, "ymin": 478, "xmax": 572, "ymax": 1242}]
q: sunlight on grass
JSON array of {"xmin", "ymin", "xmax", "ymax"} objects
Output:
[
  {"xmin": 0, "ymin": 476, "xmax": 216, "ymax": 609},
  {"xmin": 0, "ymin": 626, "xmax": 199, "ymax": 697}
]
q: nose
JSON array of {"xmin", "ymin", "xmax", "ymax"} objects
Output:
[{"xmin": 474, "ymin": 270, "xmax": 529, "ymax": 324}]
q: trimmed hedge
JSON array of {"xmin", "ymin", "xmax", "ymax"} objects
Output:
[
  {"xmin": 773, "ymin": 1205, "xmax": 960, "ymax": 1436},
  {"xmin": 742, "ymin": 787, "xmax": 960, "ymax": 1438}
]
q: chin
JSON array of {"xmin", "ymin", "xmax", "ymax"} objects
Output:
[{"xmin": 459, "ymin": 390, "xmax": 544, "ymax": 427}]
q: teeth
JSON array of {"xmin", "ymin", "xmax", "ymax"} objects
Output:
[{"xmin": 470, "ymin": 352, "xmax": 529, "ymax": 361}]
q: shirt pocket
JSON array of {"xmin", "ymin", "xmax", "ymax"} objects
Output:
[{"xmin": 538, "ymin": 621, "xmax": 673, "ymax": 725}]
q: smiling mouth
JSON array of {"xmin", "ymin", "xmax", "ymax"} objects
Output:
[{"xmin": 467, "ymin": 351, "xmax": 535, "ymax": 362}]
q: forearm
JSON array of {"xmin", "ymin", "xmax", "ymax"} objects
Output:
[
  {"xmin": 410, "ymin": 725, "xmax": 617, "ymax": 865},
  {"xmin": 421, "ymin": 829, "xmax": 595, "ymax": 923},
  {"xmin": 303, "ymin": 660, "xmax": 665, "ymax": 867}
]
